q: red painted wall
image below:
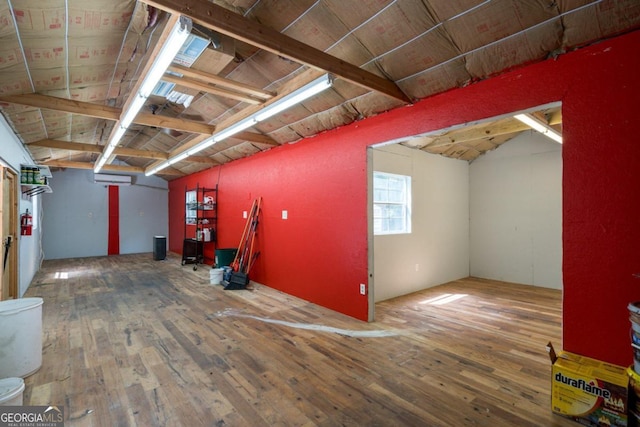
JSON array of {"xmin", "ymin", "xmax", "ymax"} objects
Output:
[
  {"xmin": 169, "ymin": 30, "xmax": 640, "ymax": 366},
  {"xmin": 108, "ymin": 185, "xmax": 119, "ymax": 255}
]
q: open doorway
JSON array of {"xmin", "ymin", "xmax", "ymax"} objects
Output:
[
  {"xmin": 367, "ymin": 102, "xmax": 563, "ymax": 318},
  {"xmin": 1, "ymin": 165, "xmax": 19, "ymax": 300}
]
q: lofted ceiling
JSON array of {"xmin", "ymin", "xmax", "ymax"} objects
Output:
[
  {"xmin": 0, "ymin": 0, "xmax": 638, "ymax": 179},
  {"xmin": 401, "ymin": 105, "xmax": 562, "ymax": 160}
]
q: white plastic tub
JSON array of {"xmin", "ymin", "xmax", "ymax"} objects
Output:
[
  {"xmin": 0, "ymin": 297, "xmax": 44, "ymax": 378},
  {"xmin": 210, "ymin": 268, "xmax": 224, "ymax": 285},
  {"xmin": 0, "ymin": 377, "xmax": 25, "ymax": 406}
]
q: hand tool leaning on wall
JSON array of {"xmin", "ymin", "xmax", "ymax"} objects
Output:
[{"xmin": 225, "ymin": 197, "xmax": 262, "ymax": 290}]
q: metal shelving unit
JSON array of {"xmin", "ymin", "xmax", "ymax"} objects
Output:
[{"xmin": 182, "ymin": 184, "xmax": 217, "ymax": 270}]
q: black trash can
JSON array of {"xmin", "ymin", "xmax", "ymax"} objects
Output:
[{"xmin": 153, "ymin": 236, "xmax": 166, "ymax": 260}]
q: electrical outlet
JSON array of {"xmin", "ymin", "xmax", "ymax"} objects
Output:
[
  {"xmin": 282, "ymin": 210, "xmax": 288, "ymax": 220},
  {"xmin": 243, "ymin": 211, "xmax": 247, "ymax": 219},
  {"xmin": 415, "ymin": 263, "xmax": 419, "ymax": 272},
  {"xmin": 360, "ymin": 284, "xmax": 366, "ymax": 295}
]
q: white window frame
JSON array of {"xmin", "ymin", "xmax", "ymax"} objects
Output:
[{"xmin": 373, "ymin": 171, "xmax": 412, "ymax": 235}]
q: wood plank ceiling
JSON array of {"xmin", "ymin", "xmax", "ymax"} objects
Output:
[{"xmin": 0, "ymin": 0, "xmax": 638, "ymax": 179}]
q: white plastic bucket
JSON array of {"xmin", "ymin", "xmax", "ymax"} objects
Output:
[
  {"xmin": 0, "ymin": 297, "xmax": 44, "ymax": 378},
  {"xmin": 0, "ymin": 377, "xmax": 25, "ymax": 406},
  {"xmin": 630, "ymin": 302, "xmax": 640, "ymax": 324},
  {"xmin": 210, "ymin": 268, "xmax": 224, "ymax": 285}
]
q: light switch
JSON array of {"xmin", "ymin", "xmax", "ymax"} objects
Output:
[
  {"xmin": 282, "ymin": 210, "xmax": 288, "ymax": 220},
  {"xmin": 243, "ymin": 211, "xmax": 247, "ymax": 219}
]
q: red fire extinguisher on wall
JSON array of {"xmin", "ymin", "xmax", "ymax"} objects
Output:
[{"xmin": 21, "ymin": 209, "xmax": 32, "ymax": 236}]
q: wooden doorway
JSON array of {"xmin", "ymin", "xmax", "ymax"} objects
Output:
[{"xmin": 1, "ymin": 166, "xmax": 18, "ymax": 300}]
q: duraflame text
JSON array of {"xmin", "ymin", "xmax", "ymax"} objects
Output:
[{"xmin": 554, "ymin": 372, "xmax": 611, "ymax": 399}]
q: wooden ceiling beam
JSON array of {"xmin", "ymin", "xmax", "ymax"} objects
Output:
[
  {"xmin": 134, "ymin": 112, "xmax": 215, "ymax": 134},
  {"xmin": 424, "ymin": 115, "xmax": 562, "ymax": 148},
  {"xmin": 234, "ymin": 131, "xmax": 279, "ymax": 146},
  {"xmin": 42, "ymin": 160, "xmax": 185, "ymax": 175},
  {"xmin": 168, "ymin": 64, "xmax": 274, "ymax": 100},
  {"xmin": 28, "ymin": 139, "xmax": 102, "ymax": 154},
  {"xmin": 113, "ymin": 146, "xmax": 168, "ymax": 160},
  {"xmin": 0, "ymin": 93, "xmax": 216, "ymax": 135},
  {"xmin": 143, "ymin": 0, "xmax": 411, "ymax": 103},
  {"xmin": 42, "ymin": 160, "xmax": 143, "ymax": 174},
  {"xmin": 185, "ymin": 155, "xmax": 218, "ymax": 164},
  {"xmin": 28, "ymin": 139, "xmax": 169, "ymax": 160},
  {"xmin": 162, "ymin": 73, "xmax": 263, "ymax": 105},
  {"xmin": 0, "ymin": 93, "xmax": 119, "ymax": 120}
]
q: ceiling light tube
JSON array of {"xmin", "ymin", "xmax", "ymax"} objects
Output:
[
  {"xmin": 146, "ymin": 74, "xmax": 334, "ymax": 176},
  {"xmin": 514, "ymin": 113, "xmax": 562, "ymax": 144},
  {"xmin": 139, "ymin": 17, "xmax": 192, "ymax": 98},
  {"xmin": 95, "ymin": 16, "xmax": 192, "ymax": 174},
  {"xmin": 108, "ymin": 125, "xmax": 127, "ymax": 148},
  {"xmin": 94, "ymin": 158, "xmax": 107, "ymax": 173},
  {"xmin": 168, "ymin": 151, "xmax": 190, "ymax": 165},
  {"xmin": 255, "ymin": 74, "xmax": 333, "ymax": 122},
  {"xmin": 120, "ymin": 93, "xmax": 147, "ymax": 129},
  {"xmin": 145, "ymin": 162, "xmax": 170, "ymax": 176},
  {"xmin": 213, "ymin": 117, "xmax": 257, "ymax": 143}
]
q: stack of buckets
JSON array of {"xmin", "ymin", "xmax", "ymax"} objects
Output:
[
  {"xmin": 628, "ymin": 302, "xmax": 640, "ymax": 424},
  {"xmin": 0, "ymin": 297, "xmax": 44, "ymax": 406}
]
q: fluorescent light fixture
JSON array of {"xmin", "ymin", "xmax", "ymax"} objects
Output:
[
  {"xmin": 139, "ymin": 17, "xmax": 193, "ymax": 98},
  {"xmin": 145, "ymin": 74, "xmax": 333, "ymax": 176},
  {"xmin": 254, "ymin": 74, "xmax": 333, "ymax": 122},
  {"xmin": 213, "ymin": 117, "xmax": 257, "ymax": 142},
  {"xmin": 94, "ymin": 157, "xmax": 107, "ymax": 173},
  {"xmin": 120, "ymin": 93, "xmax": 146, "ymax": 129},
  {"xmin": 168, "ymin": 151, "xmax": 190, "ymax": 165},
  {"xmin": 108, "ymin": 125, "xmax": 127, "ymax": 148},
  {"xmin": 514, "ymin": 113, "xmax": 562, "ymax": 144},
  {"xmin": 95, "ymin": 16, "xmax": 192, "ymax": 173},
  {"xmin": 93, "ymin": 125, "xmax": 127, "ymax": 172}
]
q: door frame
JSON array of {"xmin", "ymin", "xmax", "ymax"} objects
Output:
[{"xmin": 1, "ymin": 165, "xmax": 19, "ymax": 300}]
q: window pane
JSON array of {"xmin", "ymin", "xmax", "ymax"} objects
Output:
[
  {"xmin": 388, "ymin": 204, "xmax": 403, "ymax": 218},
  {"xmin": 389, "ymin": 217, "xmax": 405, "ymax": 232},
  {"xmin": 388, "ymin": 178, "xmax": 404, "ymax": 191},
  {"xmin": 372, "ymin": 171, "xmax": 411, "ymax": 235},
  {"xmin": 388, "ymin": 189, "xmax": 404, "ymax": 203}
]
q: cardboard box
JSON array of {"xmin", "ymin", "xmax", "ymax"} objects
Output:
[{"xmin": 547, "ymin": 342, "xmax": 628, "ymax": 427}]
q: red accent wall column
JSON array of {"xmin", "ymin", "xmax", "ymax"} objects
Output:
[{"xmin": 108, "ymin": 185, "xmax": 120, "ymax": 255}]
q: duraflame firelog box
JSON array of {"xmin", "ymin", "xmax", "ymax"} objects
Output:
[{"xmin": 547, "ymin": 342, "xmax": 628, "ymax": 426}]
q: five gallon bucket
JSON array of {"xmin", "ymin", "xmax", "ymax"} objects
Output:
[
  {"xmin": 210, "ymin": 268, "xmax": 224, "ymax": 285},
  {"xmin": 0, "ymin": 377, "xmax": 25, "ymax": 406},
  {"xmin": 0, "ymin": 297, "xmax": 44, "ymax": 378}
]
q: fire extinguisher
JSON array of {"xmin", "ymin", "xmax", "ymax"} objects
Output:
[{"xmin": 20, "ymin": 209, "xmax": 32, "ymax": 236}]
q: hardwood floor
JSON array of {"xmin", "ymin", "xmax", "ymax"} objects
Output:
[{"xmin": 23, "ymin": 253, "xmax": 575, "ymax": 426}]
